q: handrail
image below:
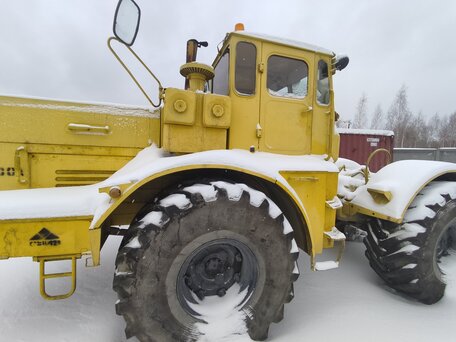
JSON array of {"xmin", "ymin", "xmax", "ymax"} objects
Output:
[
  {"xmin": 108, "ymin": 36, "xmax": 163, "ymax": 108},
  {"xmin": 364, "ymin": 148, "xmax": 392, "ymax": 183}
]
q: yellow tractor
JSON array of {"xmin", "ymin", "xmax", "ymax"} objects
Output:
[{"xmin": 0, "ymin": 1, "xmax": 455, "ymax": 341}]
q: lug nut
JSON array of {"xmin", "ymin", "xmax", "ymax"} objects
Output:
[{"xmin": 235, "ymin": 253, "xmax": 242, "ymax": 262}]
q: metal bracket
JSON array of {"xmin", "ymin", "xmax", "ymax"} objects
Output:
[
  {"xmin": 256, "ymin": 123, "xmax": 262, "ymax": 138},
  {"xmin": 36, "ymin": 255, "xmax": 79, "ymax": 300},
  {"xmin": 311, "ymin": 227, "xmax": 346, "ymax": 271},
  {"xmin": 14, "ymin": 146, "xmax": 30, "ymax": 184},
  {"xmin": 257, "ymin": 62, "xmax": 265, "ymax": 73},
  {"xmin": 325, "ymin": 196, "xmax": 343, "ymax": 210},
  {"xmin": 108, "ymin": 37, "xmax": 163, "ymax": 108}
]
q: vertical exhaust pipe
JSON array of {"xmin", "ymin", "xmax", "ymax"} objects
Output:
[
  {"xmin": 186, "ymin": 39, "xmax": 199, "ymax": 63},
  {"xmin": 184, "ymin": 39, "xmax": 208, "ymax": 89}
]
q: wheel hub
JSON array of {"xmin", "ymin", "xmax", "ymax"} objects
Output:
[
  {"xmin": 176, "ymin": 238, "xmax": 258, "ymax": 317},
  {"xmin": 184, "ymin": 244, "xmax": 242, "ymax": 299}
]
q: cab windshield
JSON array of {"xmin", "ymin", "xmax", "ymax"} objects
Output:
[{"xmin": 212, "ymin": 47, "xmax": 230, "ymax": 96}]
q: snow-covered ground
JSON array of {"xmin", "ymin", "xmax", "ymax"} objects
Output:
[{"xmin": 0, "ymin": 239, "xmax": 454, "ymax": 342}]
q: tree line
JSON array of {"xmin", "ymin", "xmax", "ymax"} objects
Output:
[{"xmin": 337, "ymin": 85, "xmax": 456, "ymax": 148}]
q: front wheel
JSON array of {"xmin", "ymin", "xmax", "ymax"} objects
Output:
[
  {"xmin": 364, "ymin": 181, "xmax": 456, "ymax": 304},
  {"xmin": 113, "ymin": 181, "xmax": 299, "ymax": 341}
]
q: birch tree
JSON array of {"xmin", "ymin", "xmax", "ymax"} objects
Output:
[
  {"xmin": 386, "ymin": 85, "xmax": 412, "ymax": 147},
  {"xmin": 353, "ymin": 93, "xmax": 368, "ymax": 129},
  {"xmin": 370, "ymin": 104, "xmax": 384, "ymax": 130}
]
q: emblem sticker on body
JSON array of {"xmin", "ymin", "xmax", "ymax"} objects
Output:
[{"xmin": 30, "ymin": 228, "xmax": 61, "ymax": 247}]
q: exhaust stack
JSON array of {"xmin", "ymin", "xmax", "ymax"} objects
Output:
[
  {"xmin": 180, "ymin": 62, "xmax": 214, "ymax": 92},
  {"xmin": 184, "ymin": 39, "xmax": 209, "ymax": 90}
]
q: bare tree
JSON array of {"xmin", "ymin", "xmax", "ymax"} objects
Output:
[
  {"xmin": 438, "ymin": 112, "xmax": 456, "ymax": 147},
  {"xmin": 407, "ymin": 112, "xmax": 428, "ymax": 147},
  {"xmin": 370, "ymin": 104, "xmax": 384, "ymax": 130},
  {"xmin": 353, "ymin": 93, "xmax": 368, "ymax": 129},
  {"xmin": 427, "ymin": 113, "xmax": 441, "ymax": 147},
  {"xmin": 386, "ymin": 85, "xmax": 412, "ymax": 147},
  {"xmin": 448, "ymin": 112, "xmax": 456, "ymax": 147}
]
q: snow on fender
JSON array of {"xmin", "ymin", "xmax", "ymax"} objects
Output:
[{"xmin": 349, "ymin": 160, "xmax": 456, "ymax": 222}]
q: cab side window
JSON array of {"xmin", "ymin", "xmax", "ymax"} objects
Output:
[
  {"xmin": 235, "ymin": 42, "xmax": 257, "ymax": 95},
  {"xmin": 317, "ymin": 60, "xmax": 330, "ymax": 105},
  {"xmin": 267, "ymin": 55, "xmax": 308, "ymax": 99}
]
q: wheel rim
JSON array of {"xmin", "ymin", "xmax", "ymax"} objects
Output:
[{"xmin": 177, "ymin": 238, "xmax": 258, "ymax": 317}]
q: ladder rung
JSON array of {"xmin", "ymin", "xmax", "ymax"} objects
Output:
[
  {"xmin": 43, "ymin": 271, "xmax": 73, "ymax": 279},
  {"xmin": 37, "ymin": 255, "xmax": 79, "ymax": 300}
]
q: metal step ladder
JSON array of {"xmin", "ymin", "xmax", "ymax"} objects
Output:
[{"xmin": 35, "ymin": 254, "xmax": 79, "ymax": 300}]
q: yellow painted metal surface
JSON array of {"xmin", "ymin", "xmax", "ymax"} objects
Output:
[
  {"xmin": 347, "ymin": 203, "xmax": 402, "ymax": 223},
  {"xmin": 348, "ymin": 170, "xmax": 456, "ymax": 224},
  {"xmin": 161, "ymin": 89, "xmax": 230, "ymax": 152},
  {"xmin": 162, "ymin": 88, "xmax": 197, "ymax": 125},
  {"xmin": 0, "ymin": 217, "xmax": 92, "ymax": 259},
  {"xmin": 331, "ymin": 126, "xmax": 340, "ymax": 160},
  {"xmin": 311, "ymin": 55, "xmax": 334, "ymax": 156},
  {"xmin": 0, "ymin": 162, "xmax": 337, "ymax": 264},
  {"xmin": 0, "ymin": 95, "xmax": 161, "ymax": 190},
  {"xmin": 92, "ymin": 164, "xmax": 295, "ymax": 230},
  {"xmin": 90, "ymin": 162, "xmax": 338, "ymax": 257},
  {"xmin": 259, "ymin": 42, "xmax": 314, "ymax": 154},
  {"xmin": 223, "ymin": 36, "xmax": 262, "ymax": 151},
  {"xmin": 202, "ymin": 93, "xmax": 231, "ymax": 128},
  {"xmin": 215, "ymin": 33, "xmax": 339, "ymax": 158},
  {"xmin": 38, "ymin": 254, "xmax": 78, "ymax": 300},
  {"xmin": 0, "ymin": 95, "xmax": 157, "ymax": 147},
  {"xmin": 280, "ymin": 171, "xmax": 339, "ymax": 254}
]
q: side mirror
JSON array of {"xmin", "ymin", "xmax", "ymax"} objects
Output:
[
  {"xmin": 113, "ymin": 0, "xmax": 141, "ymax": 46},
  {"xmin": 334, "ymin": 55, "xmax": 349, "ymax": 71}
]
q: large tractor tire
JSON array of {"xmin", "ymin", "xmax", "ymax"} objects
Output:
[
  {"xmin": 113, "ymin": 181, "xmax": 299, "ymax": 342},
  {"xmin": 364, "ymin": 181, "xmax": 456, "ymax": 304}
]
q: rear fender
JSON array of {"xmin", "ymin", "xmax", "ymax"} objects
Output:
[{"xmin": 348, "ymin": 160, "xmax": 456, "ymax": 223}]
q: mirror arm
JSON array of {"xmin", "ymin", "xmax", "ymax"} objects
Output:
[{"xmin": 108, "ymin": 37, "xmax": 163, "ymax": 108}]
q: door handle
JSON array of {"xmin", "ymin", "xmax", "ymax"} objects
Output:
[
  {"xmin": 68, "ymin": 123, "xmax": 110, "ymax": 134},
  {"xmin": 302, "ymin": 106, "xmax": 313, "ymax": 114}
]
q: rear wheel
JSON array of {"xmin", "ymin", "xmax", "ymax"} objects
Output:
[
  {"xmin": 364, "ymin": 181, "xmax": 456, "ymax": 304},
  {"xmin": 113, "ymin": 181, "xmax": 299, "ymax": 341}
]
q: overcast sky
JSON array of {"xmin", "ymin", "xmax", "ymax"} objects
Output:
[{"xmin": 1, "ymin": 0, "xmax": 455, "ymax": 122}]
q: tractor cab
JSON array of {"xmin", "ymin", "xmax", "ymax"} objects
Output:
[
  {"xmin": 162, "ymin": 29, "xmax": 349, "ymax": 159},
  {"xmin": 211, "ymin": 30, "xmax": 344, "ymax": 157},
  {"xmin": 111, "ymin": 0, "xmax": 349, "ymax": 159}
]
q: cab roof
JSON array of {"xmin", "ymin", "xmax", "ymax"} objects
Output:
[{"xmin": 230, "ymin": 31, "xmax": 334, "ymax": 56}]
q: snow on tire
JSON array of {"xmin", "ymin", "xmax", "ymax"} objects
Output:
[
  {"xmin": 113, "ymin": 181, "xmax": 299, "ymax": 341},
  {"xmin": 364, "ymin": 181, "xmax": 456, "ymax": 304}
]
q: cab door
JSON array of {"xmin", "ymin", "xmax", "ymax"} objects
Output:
[
  {"xmin": 259, "ymin": 43, "xmax": 314, "ymax": 155},
  {"xmin": 311, "ymin": 57, "xmax": 333, "ymax": 156},
  {"xmin": 223, "ymin": 38, "xmax": 262, "ymax": 150}
]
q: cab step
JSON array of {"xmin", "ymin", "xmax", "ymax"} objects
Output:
[{"xmin": 34, "ymin": 254, "xmax": 79, "ymax": 300}]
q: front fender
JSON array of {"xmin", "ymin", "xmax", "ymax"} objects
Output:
[
  {"xmin": 349, "ymin": 160, "xmax": 456, "ymax": 223},
  {"xmin": 91, "ymin": 146, "xmax": 339, "ymax": 254}
]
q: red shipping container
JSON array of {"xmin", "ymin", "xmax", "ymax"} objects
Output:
[{"xmin": 337, "ymin": 128, "xmax": 394, "ymax": 172}]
